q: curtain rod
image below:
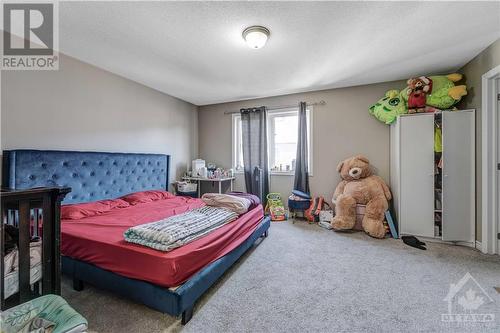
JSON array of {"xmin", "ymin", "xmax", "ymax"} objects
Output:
[{"xmin": 223, "ymin": 100, "xmax": 326, "ymax": 115}]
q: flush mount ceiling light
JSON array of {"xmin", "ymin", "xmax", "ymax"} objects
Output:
[{"xmin": 242, "ymin": 26, "xmax": 270, "ymax": 49}]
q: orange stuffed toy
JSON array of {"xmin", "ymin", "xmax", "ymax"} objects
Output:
[{"xmin": 331, "ymin": 155, "xmax": 391, "ymax": 239}]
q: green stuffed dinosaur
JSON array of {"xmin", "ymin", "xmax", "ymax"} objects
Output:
[
  {"xmin": 369, "ymin": 89, "xmax": 407, "ymax": 125},
  {"xmin": 369, "ymin": 73, "xmax": 467, "ymax": 125},
  {"xmin": 402, "ymin": 73, "xmax": 467, "ymax": 109}
]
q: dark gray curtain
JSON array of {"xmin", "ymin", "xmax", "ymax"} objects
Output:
[
  {"xmin": 240, "ymin": 106, "xmax": 270, "ymax": 202},
  {"xmin": 293, "ymin": 102, "xmax": 310, "ymax": 193}
]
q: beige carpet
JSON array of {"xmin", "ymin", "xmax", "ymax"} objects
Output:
[{"xmin": 62, "ymin": 220, "xmax": 500, "ymax": 333}]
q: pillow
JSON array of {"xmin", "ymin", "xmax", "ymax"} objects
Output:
[
  {"xmin": 106, "ymin": 199, "xmax": 130, "ymax": 209},
  {"xmin": 62, "ymin": 201, "xmax": 112, "ymax": 220},
  {"xmin": 61, "ymin": 199, "xmax": 130, "ymax": 220},
  {"xmin": 120, "ymin": 190, "xmax": 174, "ymax": 205}
]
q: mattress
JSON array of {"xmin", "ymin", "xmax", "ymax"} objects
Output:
[
  {"xmin": 4, "ymin": 263, "xmax": 43, "ymax": 299},
  {"xmin": 4, "ymin": 240, "xmax": 43, "ymax": 299},
  {"xmin": 61, "ymin": 196, "xmax": 264, "ymax": 287}
]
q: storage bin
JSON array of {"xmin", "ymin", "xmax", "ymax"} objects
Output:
[
  {"xmin": 178, "ymin": 190, "xmax": 197, "ymax": 198},
  {"xmin": 178, "ymin": 182, "xmax": 197, "ymax": 192},
  {"xmin": 288, "ymin": 198, "xmax": 311, "ymax": 211},
  {"xmin": 175, "ymin": 182, "xmax": 198, "ymax": 198}
]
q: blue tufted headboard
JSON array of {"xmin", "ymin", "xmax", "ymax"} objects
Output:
[{"xmin": 2, "ymin": 150, "xmax": 170, "ymax": 204}]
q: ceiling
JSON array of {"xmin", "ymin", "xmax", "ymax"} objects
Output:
[{"xmin": 57, "ymin": 1, "xmax": 500, "ymax": 106}]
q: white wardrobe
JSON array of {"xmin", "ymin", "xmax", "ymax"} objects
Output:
[{"xmin": 390, "ymin": 110, "xmax": 475, "ymax": 244}]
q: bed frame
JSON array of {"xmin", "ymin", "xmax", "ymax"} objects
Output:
[{"xmin": 2, "ymin": 149, "xmax": 270, "ymax": 324}]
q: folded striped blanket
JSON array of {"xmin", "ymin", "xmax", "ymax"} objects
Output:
[
  {"xmin": 201, "ymin": 193, "xmax": 251, "ymax": 214},
  {"xmin": 123, "ymin": 206, "xmax": 238, "ymax": 251}
]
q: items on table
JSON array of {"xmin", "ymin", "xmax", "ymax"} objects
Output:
[
  {"xmin": 191, "ymin": 159, "xmax": 206, "ymax": 177},
  {"xmin": 187, "ymin": 161, "xmax": 234, "ymax": 179}
]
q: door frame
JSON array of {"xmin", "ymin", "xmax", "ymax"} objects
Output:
[{"xmin": 481, "ymin": 65, "xmax": 500, "ymax": 254}]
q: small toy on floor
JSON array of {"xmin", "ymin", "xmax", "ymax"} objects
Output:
[
  {"xmin": 305, "ymin": 196, "xmax": 326, "ymax": 223},
  {"xmin": 401, "ymin": 236, "xmax": 426, "ymax": 250},
  {"xmin": 265, "ymin": 193, "xmax": 287, "ymax": 221},
  {"xmin": 318, "ymin": 220, "xmax": 333, "ymax": 230}
]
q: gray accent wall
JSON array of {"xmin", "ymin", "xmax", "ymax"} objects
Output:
[
  {"xmin": 1, "ymin": 53, "xmax": 198, "ymax": 187},
  {"xmin": 459, "ymin": 38, "xmax": 500, "ymax": 241},
  {"xmin": 198, "ymin": 80, "xmax": 405, "ymax": 205}
]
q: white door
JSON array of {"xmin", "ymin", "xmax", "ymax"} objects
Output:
[
  {"xmin": 442, "ymin": 111, "xmax": 475, "ymax": 242},
  {"xmin": 399, "ymin": 115, "xmax": 435, "ymax": 237}
]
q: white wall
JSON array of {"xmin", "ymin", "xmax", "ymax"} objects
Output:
[
  {"xmin": 1, "ymin": 53, "xmax": 198, "ymax": 186},
  {"xmin": 458, "ymin": 37, "xmax": 500, "ymax": 241},
  {"xmin": 198, "ymin": 80, "xmax": 405, "ymax": 204}
]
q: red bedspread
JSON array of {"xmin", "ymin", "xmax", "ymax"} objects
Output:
[{"xmin": 61, "ymin": 196, "xmax": 264, "ymax": 287}]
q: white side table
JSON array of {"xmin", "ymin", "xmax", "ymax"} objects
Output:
[{"xmin": 181, "ymin": 176, "xmax": 235, "ymax": 197}]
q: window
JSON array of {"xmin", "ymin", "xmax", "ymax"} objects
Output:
[
  {"xmin": 232, "ymin": 107, "xmax": 312, "ymax": 175},
  {"xmin": 232, "ymin": 113, "xmax": 244, "ymax": 172}
]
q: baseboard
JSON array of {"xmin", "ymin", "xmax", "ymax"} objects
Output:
[
  {"xmin": 453, "ymin": 241, "xmax": 475, "ymax": 249},
  {"xmin": 475, "ymin": 241, "xmax": 482, "ymax": 251}
]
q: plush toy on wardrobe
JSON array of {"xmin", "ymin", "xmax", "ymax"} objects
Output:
[
  {"xmin": 368, "ymin": 90, "xmax": 407, "ymax": 124},
  {"xmin": 403, "ymin": 73, "xmax": 467, "ymax": 110},
  {"xmin": 331, "ymin": 155, "xmax": 392, "ymax": 239},
  {"xmin": 407, "ymin": 76, "xmax": 432, "ymax": 113},
  {"xmin": 369, "ymin": 73, "xmax": 468, "ymax": 124}
]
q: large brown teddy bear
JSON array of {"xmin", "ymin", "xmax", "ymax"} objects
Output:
[{"xmin": 331, "ymin": 155, "xmax": 391, "ymax": 239}]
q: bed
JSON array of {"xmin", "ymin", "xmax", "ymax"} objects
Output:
[{"xmin": 2, "ymin": 149, "xmax": 270, "ymax": 324}]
